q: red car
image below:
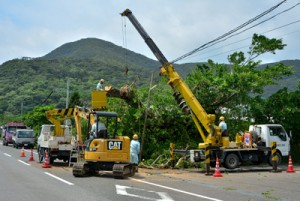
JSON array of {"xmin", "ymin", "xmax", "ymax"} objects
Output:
[{"xmin": 2, "ymin": 122, "xmax": 27, "ymax": 146}]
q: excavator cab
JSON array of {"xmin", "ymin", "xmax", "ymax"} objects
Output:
[{"xmin": 87, "ymin": 111, "xmax": 118, "ymax": 140}]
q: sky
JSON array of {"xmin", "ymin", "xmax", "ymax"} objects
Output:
[{"xmin": 0, "ymin": 0, "xmax": 299, "ymax": 65}]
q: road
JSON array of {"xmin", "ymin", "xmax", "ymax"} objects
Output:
[{"xmin": 1, "ymin": 142, "xmax": 299, "ymax": 201}]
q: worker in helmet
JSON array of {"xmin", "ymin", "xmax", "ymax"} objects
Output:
[
  {"xmin": 96, "ymin": 79, "xmax": 105, "ymax": 90},
  {"xmin": 90, "ymin": 119, "xmax": 107, "ymax": 139},
  {"xmin": 219, "ymin": 116, "xmax": 228, "ymax": 136},
  {"xmin": 130, "ymin": 134, "xmax": 140, "ymax": 171}
]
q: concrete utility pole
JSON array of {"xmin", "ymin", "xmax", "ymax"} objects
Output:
[
  {"xmin": 66, "ymin": 79, "xmax": 70, "ymax": 108},
  {"xmin": 65, "ymin": 79, "xmax": 70, "ymax": 126},
  {"xmin": 139, "ymin": 73, "xmax": 156, "ymax": 162}
]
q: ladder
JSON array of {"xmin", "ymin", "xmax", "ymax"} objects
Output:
[
  {"xmin": 69, "ymin": 143, "xmax": 85, "ymax": 167},
  {"xmin": 69, "ymin": 149, "xmax": 78, "ymax": 167}
]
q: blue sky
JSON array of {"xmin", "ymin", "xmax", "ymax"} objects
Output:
[{"xmin": 1, "ymin": 0, "xmax": 299, "ymax": 65}]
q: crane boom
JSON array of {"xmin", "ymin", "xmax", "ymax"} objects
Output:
[
  {"xmin": 121, "ymin": 9, "xmax": 222, "ymax": 148},
  {"xmin": 121, "ymin": 9, "xmax": 168, "ymax": 65},
  {"xmin": 46, "ymin": 108, "xmax": 74, "ymax": 136}
]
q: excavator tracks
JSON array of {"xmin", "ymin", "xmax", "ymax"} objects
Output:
[
  {"xmin": 73, "ymin": 162, "xmax": 136, "ymax": 179},
  {"xmin": 72, "ymin": 162, "xmax": 92, "ymax": 177},
  {"xmin": 113, "ymin": 163, "xmax": 136, "ymax": 179}
]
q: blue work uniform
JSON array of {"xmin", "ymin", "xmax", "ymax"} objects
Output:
[
  {"xmin": 219, "ymin": 121, "xmax": 228, "ymax": 136},
  {"xmin": 130, "ymin": 139, "xmax": 140, "ymax": 165}
]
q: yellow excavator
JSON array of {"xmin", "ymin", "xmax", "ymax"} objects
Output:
[{"xmin": 72, "ymin": 90, "xmax": 136, "ymax": 178}]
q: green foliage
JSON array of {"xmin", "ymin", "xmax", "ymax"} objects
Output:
[
  {"xmin": 249, "ymin": 86, "xmax": 300, "ymax": 162},
  {"xmin": 0, "ymin": 113, "xmax": 23, "ymax": 127},
  {"xmin": 185, "ymin": 34, "xmax": 293, "ymax": 136},
  {"xmin": 69, "ymin": 92, "xmax": 83, "ymax": 108},
  {"xmin": 1, "ymin": 35, "xmax": 299, "ymax": 166},
  {"xmin": 22, "ymin": 105, "xmax": 55, "ymax": 135}
]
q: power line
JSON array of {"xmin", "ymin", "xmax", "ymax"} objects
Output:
[
  {"xmin": 198, "ymin": 28, "xmax": 300, "ymax": 62},
  {"xmin": 184, "ymin": 19, "xmax": 300, "ymax": 62},
  {"xmin": 198, "ymin": 2, "xmax": 300, "ymax": 53},
  {"xmin": 171, "ymin": 0, "xmax": 287, "ymax": 63}
]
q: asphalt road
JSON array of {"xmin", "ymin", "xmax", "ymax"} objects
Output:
[{"xmin": 1, "ymin": 142, "xmax": 299, "ymax": 201}]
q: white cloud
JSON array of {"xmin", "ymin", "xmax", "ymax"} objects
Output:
[{"xmin": 0, "ymin": 0, "xmax": 299, "ymax": 64}]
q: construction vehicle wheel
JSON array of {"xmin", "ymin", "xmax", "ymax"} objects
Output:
[
  {"xmin": 224, "ymin": 153, "xmax": 239, "ymax": 169},
  {"xmin": 50, "ymin": 157, "xmax": 55, "ymax": 164},
  {"xmin": 268, "ymin": 151, "xmax": 282, "ymax": 166}
]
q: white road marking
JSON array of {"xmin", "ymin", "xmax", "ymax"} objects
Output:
[
  {"xmin": 116, "ymin": 185, "xmax": 174, "ymax": 201},
  {"xmin": 44, "ymin": 172, "xmax": 74, "ymax": 186},
  {"xmin": 4, "ymin": 153, "xmax": 12, "ymax": 157},
  {"xmin": 18, "ymin": 160, "xmax": 31, "ymax": 166},
  {"xmin": 130, "ymin": 178, "xmax": 223, "ymax": 201}
]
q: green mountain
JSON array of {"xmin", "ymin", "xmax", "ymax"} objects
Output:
[{"xmin": 0, "ymin": 38, "xmax": 298, "ymax": 114}]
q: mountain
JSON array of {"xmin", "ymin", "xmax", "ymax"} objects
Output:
[
  {"xmin": 0, "ymin": 38, "xmax": 299, "ymax": 114},
  {"xmin": 261, "ymin": 60, "xmax": 300, "ymax": 97}
]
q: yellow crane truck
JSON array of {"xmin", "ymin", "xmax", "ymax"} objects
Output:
[
  {"xmin": 72, "ymin": 90, "xmax": 136, "ymax": 178},
  {"xmin": 121, "ymin": 9, "xmax": 290, "ymax": 169}
]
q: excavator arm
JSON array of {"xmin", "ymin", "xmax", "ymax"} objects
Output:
[
  {"xmin": 73, "ymin": 106, "xmax": 94, "ymax": 144},
  {"xmin": 121, "ymin": 9, "xmax": 222, "ymax": 148}
]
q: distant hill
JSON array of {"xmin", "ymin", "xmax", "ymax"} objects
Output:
[
  {"xmin": 0, "ymin": 38, "xmax": 298, "ymax": 114},
  {"xmin": 261, "ymin": 60, "xmax": 300, "ymax": 97}
]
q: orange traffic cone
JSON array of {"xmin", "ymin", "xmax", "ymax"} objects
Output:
[
  {"xmin": 42, "ymin": 150, "xmax": 51, "ymax": 168},
  {"xmin": 213, "ymin": 157, "xmax": 223, "ymax": 177},
  {"xmin": 286, "ymin": 155, "xmax": 295, "ymax": 173},
  {"xmin": 28, "ymin": 148, "xmax": 35, "ymax": 161},
  {"xmin": 20, "ymin": 147, "xmax": 26, "ymax": 157}
]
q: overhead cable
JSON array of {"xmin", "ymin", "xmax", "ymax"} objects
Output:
[
  {"xmin": 186, "ymin": 19, "xmax": 300, "ymax": 61},
  {"xmin": 171, "ymin": 0, "xmax": 287, "ymax": 63}
]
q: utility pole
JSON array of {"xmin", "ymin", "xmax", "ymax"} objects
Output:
[
  {"xmin": 66, "ymin": 79, "xmax": 70, "ymax": 108},
  {"xmin": 139, "ymin": 73, "xmax": 156, "ymax": 162},
  {"xmin": 65, "ymin": 79, "xmax": 70, "ymax": 126}
]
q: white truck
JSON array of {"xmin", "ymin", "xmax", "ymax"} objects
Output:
[
  {"xmin": 190, "ymin": 124, "xmax": 290, "ymax": 169},
  {"xmin": 37, "ymin": 124, "xmax": 74, "ymax": 164},
  {"xmin": 37, "ymin": 108, "xmax": 75, "ymax": 164}
]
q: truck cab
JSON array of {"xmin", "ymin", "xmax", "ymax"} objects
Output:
[{"xmin": 250, "ymin": 124, "xmax": 290, "ymax": 157}]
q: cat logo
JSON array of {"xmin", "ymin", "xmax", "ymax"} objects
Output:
[{"xmin": 108, "ymin": 141, "xmax": 122, "ymax": 150}]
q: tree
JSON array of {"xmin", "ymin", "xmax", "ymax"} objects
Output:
[
  {"xmin": 69, "ymin": 92, "xmax": 83, "ymax": 108},
  {"xmin": 22, "ymin": 105, "xmax": 55, "ymax": 135},
  {"xmin": 261, "ymin": 86, "xmax": 300, "ymax": 148},
  {"xmin": 185, "ymin": 34, "xmax": 293, "ymax": 136}
]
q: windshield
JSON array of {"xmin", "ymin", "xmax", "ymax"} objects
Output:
[
  {"xmin": 8, "ymin": 126, "xmax": 27, "ymax": 133},
  {"xmin": 18, "ymin": 131, "xmax": 34, "ymax": 138}
]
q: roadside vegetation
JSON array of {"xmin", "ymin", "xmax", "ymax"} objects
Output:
[{"xmin": 1, "ymin": 34, "xmax": 299, "ymax": 165}]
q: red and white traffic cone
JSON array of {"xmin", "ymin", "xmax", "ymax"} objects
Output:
[
  {"xmin": 28, "ymin": 148, "xmax": 35, "ymax": 161},
  {"xmin": 213, "ymin": 157, "xmax": 223, "ymax": 177},
  {"xmin": 42, "ymin": 150, "xmax": 51, "ymax": 168},
  {"xmin": 20, "ymin": 147, "xmax": 26, "ymax": 157},
  {"xmin": 286, "ymin": 155, "xmax": 295, "ymax": 173}
]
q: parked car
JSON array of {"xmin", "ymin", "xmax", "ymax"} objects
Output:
[
  {"xmin": 2, "ymin": 122, "xmax": 27, "ymax": 146},
  {"xmin": 12, "ymin": 129, "xmax": 35, "ymax": 149}
]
